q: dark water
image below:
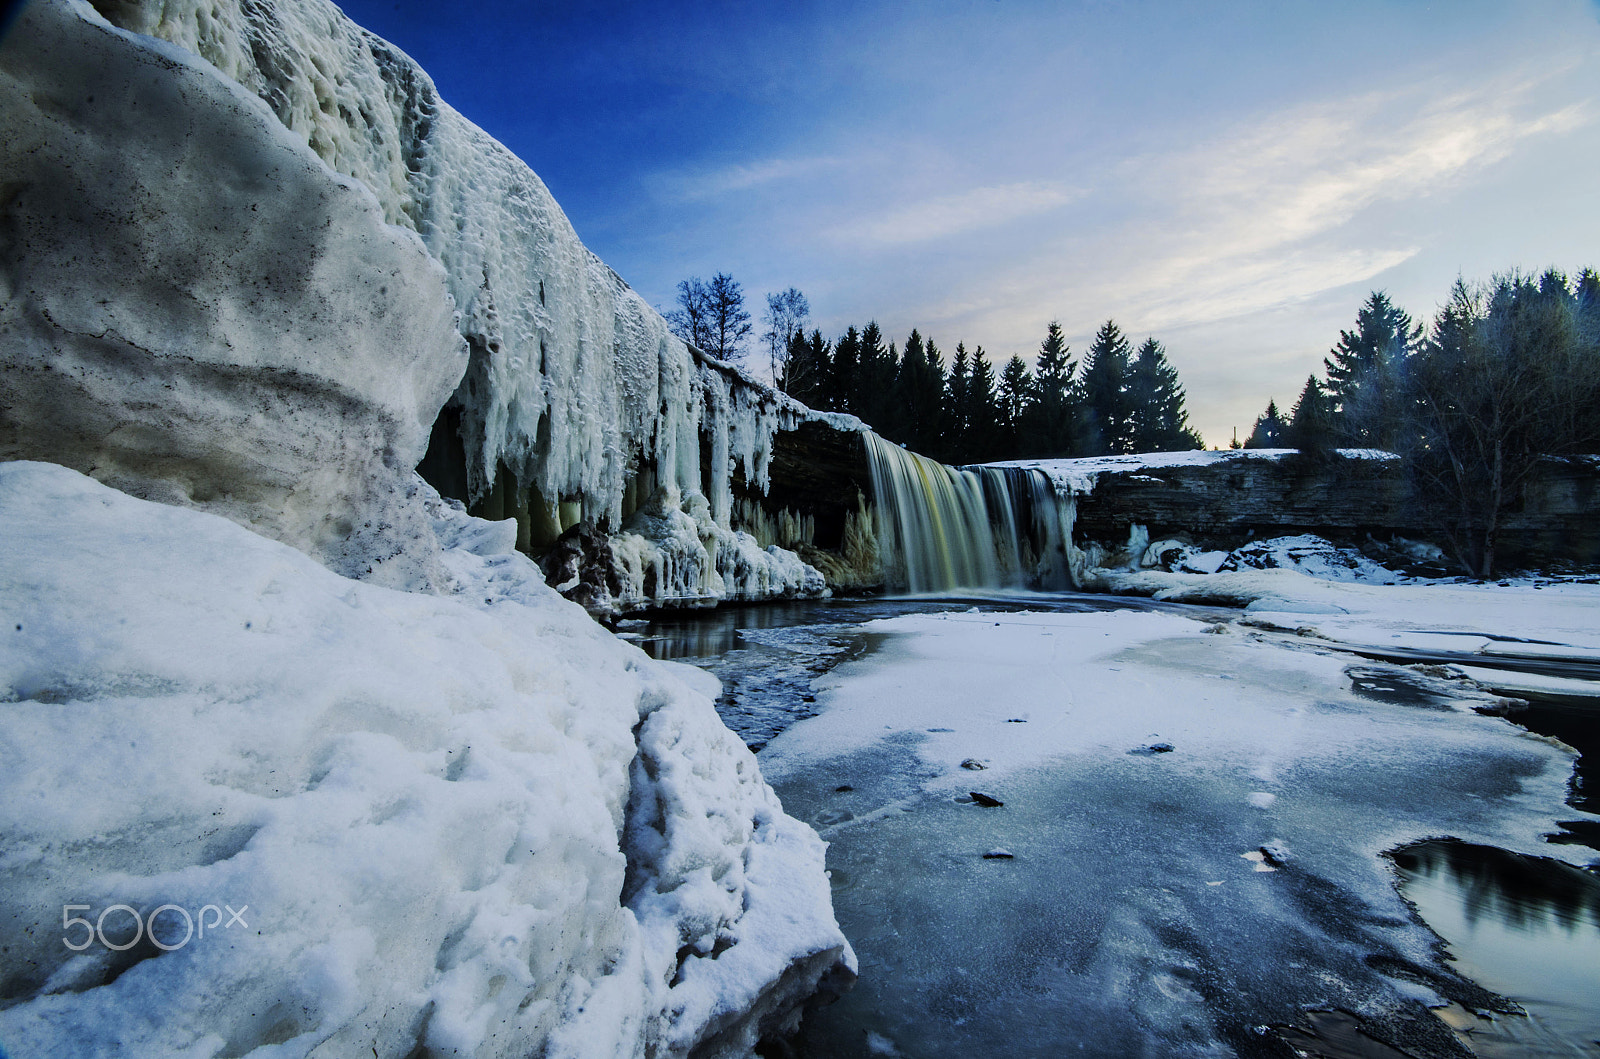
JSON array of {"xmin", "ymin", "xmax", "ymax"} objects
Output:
[{"xmin": 1390, "ymin": 841, "xmax": 1600, "ymax": 1055}]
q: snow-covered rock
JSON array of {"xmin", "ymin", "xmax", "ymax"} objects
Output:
[
  {"xmin": 0, "ymin": 0, "xmax": 466, "ymax": 591},
  {"xmin": 1218, "ymin": 534, "xmax": 1399, "ymax": 583},
  {"xmin": 0, "ymin": 462, "xmax": 852, "ymax": 1057}
]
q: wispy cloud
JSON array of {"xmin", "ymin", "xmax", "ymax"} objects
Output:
[
  {"xmin": 936, "ymin": 68, "xmax": 1596, "ymax": 351},
  {"xmin": 829, "ymin": 180, "xmax": 1082, "ymax": 246},
  {"xmin": 652, "ymin": 154, "xmax": 847, "ymax": 202}
]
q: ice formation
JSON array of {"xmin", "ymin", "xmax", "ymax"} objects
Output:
[
  {"xmin": 0, "ymin": 463, "xmax": 852, "ymax": 1058},
  {"xmin": 0, "ymin": 0, "xmax": 466, "ymax": 590},
  {"xmin": 0, "ymin": 3, "xmax": 852, "ymax": 1055},
  {"xmin": 80, "ymin": 0, "xmax": 850, "ymax": 611}
]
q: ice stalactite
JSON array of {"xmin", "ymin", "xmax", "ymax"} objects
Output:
[{"xmin": 87, "ymin": 0, "xmax": 850, "ymax": 610}]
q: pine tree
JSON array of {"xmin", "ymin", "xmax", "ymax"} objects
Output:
[
  {"xmin": 965, "ymin": 348, "xmax": 1000, "ymax": 461},
  {"xmin": 1285, "ymin": 375, "xmax": 1334, "ymax": 452},
  {"xmin": 997, "ymin": 355, "xmax": 1033, "ymax": 460},
  {"xmin": 1018, "ymin": 321, "xmax": 1078, "ymax": 457},
  {"xmin": 1324, "ymin": 291, "xmax": 1419, "ymax": 449},
  {"xmin": 1079, "ymin": 320, "xmax": 1134, "ymax": 454},
  {"xmin": 1244, "ymin": 399, "xmax": 1286, "ymax": 449},
  {"xmin": 1126, "ymin": 337, "xmax": 1203, "ymax": 451}
]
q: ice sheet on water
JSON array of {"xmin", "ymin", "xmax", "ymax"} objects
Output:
[{"xmin": 761, "ymin": 603, "xmax": 1597, "ymax": 1057}]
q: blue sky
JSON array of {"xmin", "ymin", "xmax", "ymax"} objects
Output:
[{"xmin": 337, "ymin": 0, "xmax": 1600, "ymax": 446}]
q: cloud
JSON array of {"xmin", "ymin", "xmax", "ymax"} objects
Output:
[
  {"xmin": 939, "ymin": 67, "xmax": 1596, "ymax": 353},
  {"xmin": 829, "ymin": 180, "xmax": 1082, "ymax": 246},
  {"xmin": 652, "ymin": 154, "xmax": 847, "ymax": 201}
]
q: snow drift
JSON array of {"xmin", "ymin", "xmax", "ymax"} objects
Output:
[{"xmin": 0, "ymin": 463, "xmax": 851, "ymax": 1058}]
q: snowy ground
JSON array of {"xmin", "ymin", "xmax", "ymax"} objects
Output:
[
  {"xmin": 740, "ymin": 578, "xmax": 1600, "ymax": 1057},
  {"xmin": 0, "ymin": 463, "xmax": 850, "ymax": 1058}
]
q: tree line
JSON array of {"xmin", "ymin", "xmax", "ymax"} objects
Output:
[
  {"xmin": 780, "ymin": 319, "xmax": 1203, "ymax": 464},
  {"xmin": 1242, "ymin": 269, "xmax": 1600, "ymax": 576},
  {"xmin": 663, "ymin": 273, "xmax": 1204, "ymax": 465}
]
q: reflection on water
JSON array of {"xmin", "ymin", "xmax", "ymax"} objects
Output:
[{"xmin": 1391, "ymin": 840, "xmax": 1600, "ymax": 1053}]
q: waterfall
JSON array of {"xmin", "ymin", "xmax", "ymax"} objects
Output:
[{"xmin": 862, "ymin": 432, "xmax": 1077, "ymax": 593}]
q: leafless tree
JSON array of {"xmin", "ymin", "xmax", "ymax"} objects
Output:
[
  {"xmin": 1405, "ymin": 271, "xmax": 1600, "ymax": 576},
  {"xmin": 761, "ymin": 287, "xmax": 809, "ymax": 390}
]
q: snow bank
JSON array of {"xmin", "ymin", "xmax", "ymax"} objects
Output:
[
  {"xmin": 84, "ymin": 0, "xmax": 847, "ymax": 608},
  {"xmin": 0, "ymin": 462, "xmax": 852, "ymax": 1057},
  {"xmin": 0, "ymin": 0, "xmax": 466, "ymax": 591}
]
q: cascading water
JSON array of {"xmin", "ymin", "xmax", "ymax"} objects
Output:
[{"xmin": 862, "ymin": 432, "xmax": 1077, "ymax": 593}]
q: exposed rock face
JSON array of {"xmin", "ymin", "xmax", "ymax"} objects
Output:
[
  {"xmin": 0, "ymin": 0, "xmax": 466, "ymax": 589},
  {"xmin": 1057, "ymin": 451, "xmax": 1600, "ymax": 568}
]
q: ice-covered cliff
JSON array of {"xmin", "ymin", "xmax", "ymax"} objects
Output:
[
  {"xmin": 0, "ymin": 2, "xmax": 852, "ymax": 1055},
  {"xmin": 74, "ymin": 0, "xmax": 864, "ymax": 613}
]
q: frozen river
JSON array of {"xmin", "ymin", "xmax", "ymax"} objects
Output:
[{"xmin": 632, "ymin": 590, "xmax": 1600, "ymax": 1058}]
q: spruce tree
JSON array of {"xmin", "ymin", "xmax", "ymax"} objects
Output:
[
  {"xmin": 886, "ymin": 329, "xmax": 945, "ymax": 451},
  {"xmin": 1126, "ymin": 337, "xmax": 1203, "ymax": 451},
  {"xmin": 943, "ymin": 342, "xmax": 971, "ymax": 461},
  {"xmin": 1285, "ymin": 375, "xmax": 1334, "ymax": 452},
  {"xmin": 965, "ymin": 348, "xmax": 1000, "ymax": 461},
  {"xmin": 916, "ymin": 336, "xmax": 947, "ymax": 455},
  {"xmin": 997, "ymin": 355, "xmax": 1033, "ymax": 460},
  {"xmin": 781, "ymin": 329, "xmax": 830, "ymax": 408},
  {"xmin": 1019, "ymin": 321, "xmax": 1078, "ymax": 457},
  {"xmin": 1324, "ymin": 291, "xmax": 1419, "ymax": 449},
  {"xmin": 1244, "ymin": 399, "xmax": 1286, "ymax": 448},
  {"xmin": 856, "ymin": 322, "xmax": 894, "ymax": 429},
  {"xmin": 826, "ymin": 326, "xmax": 861, "ymax": 415},
  {"xmin": 1079, "ymin": 320, "xmax": 1134, "ymax": 454}
]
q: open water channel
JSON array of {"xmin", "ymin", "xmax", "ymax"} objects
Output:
[{"xmin": 628, "ymin": 593, "xmax": 1600, "ymax": 1059}]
